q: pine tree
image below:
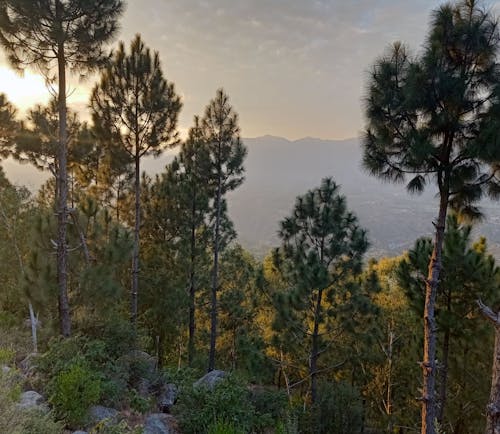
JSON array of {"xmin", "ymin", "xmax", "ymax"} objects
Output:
[
  {"xmin": 273, "ymin": 177, "xmax": 370, "ymax": 403},
  {"xmin": 166, "ymin": 117, "xmax": 212, "ymax": 366},
  {"xmin": 0, "ymin": 0, "xmax": 124, "ymax": 337},
  {"xmin": 362, "ymin": 2, "xmax": 500, "ymax": 430},
  {"xmin": 398, "ymin": 215, "xmax": 499, "ymax": 431},
  {"xmin": 91, "ymin": 34, "xmax": 182, "ymax": 328},
  {"xmin": 200, "ymin": 89, "xmax": 247, "ymax": 372}
]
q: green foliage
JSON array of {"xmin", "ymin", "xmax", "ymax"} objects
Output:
[
  {"xmin": 250, "ymin": 387, "xmax": 289, "ymax": 431},
  {"xmin": 50, "ymin": 363, "xmax": 101, "ymax": 427},
  {"xmin": 207, "ymin": 420, "xmax": 245, "ymax": 434},
  {"xmin": 0, "ymin": 370, "xmax": 63, "ymax": 434},
  {"xmin": 174, "ymin": 375, "xmax": 255, "ymax": 434},
  {"xmin": 299, "ymin": 381, "xmax": 364, "ymax": 434},
  {"xmin": 0, "ymin": 347, "xmax": 15, "ymax": 365}
]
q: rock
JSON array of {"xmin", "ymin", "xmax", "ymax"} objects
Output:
[
  {"xmin": 144, "ymin": 413, "xmax": 178, "ymax": 434},
  {"xmin": 18, "ymin": 390, "xmax": 48, "ymax": 413},
  {"xmin": 158, "ymin": 383, "xmax": 177, "ymax": 413},
  {"xmin": 88, "ymin": 405, "xmax": 119, "ymax": 426},
  {"xmin": 72, "ymin": 431, "xmax": 88, "ymax": 434},
  {"xmin": 128, "ymin": 350, "xmax": 157, "ymax": 373},
  {"xmin": 193, "ymin": 370, "xmax": 227, "ymax": 390},
  {"xmin": 1, "ymin": 365, "xmax": 11, "ymax": 374}
]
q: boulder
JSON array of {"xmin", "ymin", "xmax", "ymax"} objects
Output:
[
  {"xmin": 88, "ymin": 405, "xmax": 119, "ymax": 426},
  {"xmin": 158, "ymin": 383, "xmax": 177, "ymax": 413},
  {"xmin": 193, "ymin": 370, "xmax": 227, "ymax": 390},
  {"xmin": 17, "ymin": 390, "xmax": 49, "ymax": 413},
  {"xmin": 72, "ymin": 431, "xmax": 88, "ymax": 434},
  {"xmin": 144, "ymin": 413, "xmax": 178, "ymax": 434}
]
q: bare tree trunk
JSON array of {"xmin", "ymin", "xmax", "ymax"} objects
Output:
[
  {"xmin": 310, "ymin": 288, "xmax": 324, "ymax": 403},
  {"xmin": 208, "ymin": 173, "xmax": 222, "ymax": 372},
  {"xmin": 131, "ymin": 154, "xmax": 140, "ymax": 327},
  {"xmin": 28, "ymin": 302, "xmax": 38, "ymax": 353},
  {"xmin": 477, "ymin": 300, "xmax": 500, "ymax": 434},
  {"xmin": 421, "ymin": 190, "xmax": 449, "ymax": 434},
  {"xmin": 56, "ymin": 13, "xmax": 71, "ymax": 337}
]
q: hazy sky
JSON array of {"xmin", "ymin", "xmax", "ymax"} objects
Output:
[{"xmin": 1, "ymin": 0, "xmax": 500, "ymax": 140}]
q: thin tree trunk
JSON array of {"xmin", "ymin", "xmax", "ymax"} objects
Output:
[
  {"xmin": 28, "ymin": 302, "xmax": 38, "ymax": 353},
  {"xmin": 208, "ymin": 174, "xmax": 222, "ymax": 372},
  {"xmin": 131, "ymin": 154, "xmax": 140, "ymax": 327},
  {"xmin": 421, "ymin": 190, "xmax": 449, "ymax": 434},
  {"xmin": 310, "ymin": 288, "xmax": 324, "ymax": 403},
  {"xmin": 56, "ymin": 11, "xmax": 71, "ymax": 337},
  {"xmin": 188, "ymin": 195, "xmax": 197, "ymax": 366},
  {"xmin": 477, "ymin": 300, "xmax": 500, "ymax": 434}
]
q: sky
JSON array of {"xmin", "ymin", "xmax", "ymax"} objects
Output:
[{"xmin": 0, "ymin": 0, "xmax": 499, "ymax": 140}]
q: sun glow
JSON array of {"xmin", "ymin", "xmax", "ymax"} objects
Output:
[{"xmin": 0, "ymin": 66, "xmax": 50, "ymax": 112}]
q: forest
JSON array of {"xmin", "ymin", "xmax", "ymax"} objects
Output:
[{"xmin": 1, "ymin": 0, "xmax": 500, "ymax": 433}]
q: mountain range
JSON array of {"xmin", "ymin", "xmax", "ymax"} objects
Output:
[{"xmin": 4, "ymin": 135, "xmax": 500, "ymax": 259}]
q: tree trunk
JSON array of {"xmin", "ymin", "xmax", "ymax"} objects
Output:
[
  {"xmin": 28, "ymin": 302, "xmax": 38, "ymax": 354},
  {"xmin": 208, "ymin": 174, "xmax": 222, "ymax": 372},
  {"xmin": 56, "ymin": 18, "xmax": 71, "ymax": 337},
  {"xmin": 477, "ymin": 300, "xmax": 500, "ymax": 434},
  {"xmin": 421, "ymin": 190, "xmax": 449, "ymax": 434},
  {"xmin": 188, "ymin": 195, "xmax": 197, "ymax": 366},
  {"xmin": 310, "ymin": 288, "xmax": 324, "ymax": 403},
  {"xmin": 131, "ymin": 154, "xmax": 140, "ymax": 327}
]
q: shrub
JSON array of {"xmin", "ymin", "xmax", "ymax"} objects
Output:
[
  {"xmin": 0, "ymin": 370, "xmax": 63, "ymax": 434},
  {"xmin": 250, "ymin": 386, "xmax": 288, "ymax": 431},
  {"xmin": 207, "ymin": 419, "xmax": 246, "ymax": 434},
  {"xmin": 174, "ymin": 374, "xmax": 255, "ymax": 434},
  {"xmin": 299, "ymin": 381, "xmax": 364, "ymax": 434},
  {"xmin": 49, "ymin": 363, "xmax": 101, "ymax": 427}
]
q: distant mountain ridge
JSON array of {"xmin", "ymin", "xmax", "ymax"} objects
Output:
[
  {"xmin": 228, "ymin": 135, "xmax": 500, "ymax": 258},
  {"xmin": 3, "ymin": 134, "xmax": 500, "ymax": 259}
]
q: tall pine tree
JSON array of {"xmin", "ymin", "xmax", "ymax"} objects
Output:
[
  {"xmin": 0, "ymin": 0, "xmax": 124, "ymax": 337},
  {"xmin": 200, "ymin": 89, "xmax": 247, "ymax": 372},
  {"xmin": 91, "ymin": 34, "xmax": 182, "ymax": 328},
  {"xmin": 362, "ymin": 2, "xmax": 500, "ymax": 430}
]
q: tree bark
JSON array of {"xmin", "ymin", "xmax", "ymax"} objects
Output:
[
  {"xmin": 477, "ymin": 300, "xmax": 500, "ymax": 434},
  {"xmin": 56, "ymin": 5, "xmax": 71, "ymax": 337},
  {"xmin": 208, "ymin": 172, "xmax": 222, "ymax": 372},
  {"xmin": 310, "ymin": 288, "xmax": 324, "ymax": 403},
  {"xmin": 421, "ymin": 189, "xmax": 449, "ymax": 434},
  {"xmin": 131, "ymin": 154, "xmax": 140, "ymax": 327}
]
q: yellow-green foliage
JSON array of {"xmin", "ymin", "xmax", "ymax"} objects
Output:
[{"xmin": 50, "ymin": 363, "xmax": 101, "ymax": 427}]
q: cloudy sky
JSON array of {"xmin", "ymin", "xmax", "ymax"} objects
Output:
[{"xmin": 1, "ymin": 0, "xmax": 500, "ymax": 140}]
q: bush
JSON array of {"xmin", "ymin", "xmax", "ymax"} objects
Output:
[
  {"xmin": 207, "ymin": 419, "xmax": 246, "ymax": 434},
  {"xmin": 49, "ymin": 363, "xmax": 101, "ymax": 427},
  {"xmin": 299, "ymin": 381, "xmax": 364, "ymax": 434},
  {"xmin": 0, "ymin": 370, "xmax": 63, "ymax": 434},
  {"xmin": 250, "ymin": 386, "xmax": 288, "ymax": 431},
  {"xmin": 174, "ymin": 374, "xmax": 254, "ymax": 434}
]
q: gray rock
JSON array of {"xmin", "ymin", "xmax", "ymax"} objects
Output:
[
  {"xmin": 72, "ymin": 431, "xmax": 88, "ymax": 434},
  {"xmin": 144, "ymin": 413, "xmax": 177, "ymax": 434},
  {"xmin": 1, "ymin": 365, "xmax": 11, "ymax": 374},
  {"xmin": 158, "ymin": 383, "xmax": 177, "ymax": 412},
  {"xmin": 88, "ymin": 405, "xmax": 119, "ymax": 426},
  {"xmin": 193, "ymin": 370, "xmax": 227, "ymax": 390},
  {"xmin": 18, "ymin": 391, "xmax": 44, "ymax": 409}
]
